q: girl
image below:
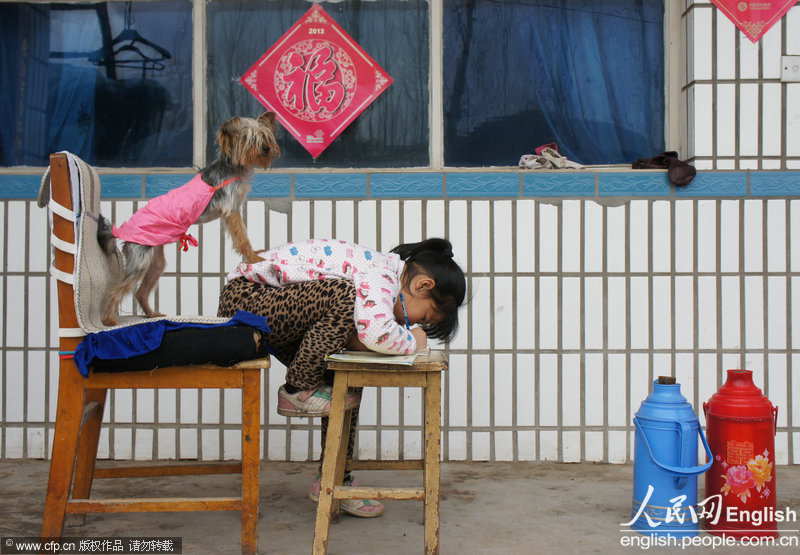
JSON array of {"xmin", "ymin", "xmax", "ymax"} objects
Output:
[{"xmin": 217, "ymin": 237, "xmax": 465, "ymax": 518}]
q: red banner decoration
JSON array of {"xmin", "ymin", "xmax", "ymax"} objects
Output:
[
  {"xmin": 711, "ymin": 0, "xmax": 798, "ymax": 42},
  {"xmin": 240, "ymin": 5, "xmax": 393, "ymax": 159}
]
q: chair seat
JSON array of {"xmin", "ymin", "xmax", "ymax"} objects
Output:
[
  {"xmin": 84, "ymin": 358, "xmax": 270, "ymax": 389},
  {"xmin": 228, "ymin": 358, "xmax": 272, "ymax": 369}
]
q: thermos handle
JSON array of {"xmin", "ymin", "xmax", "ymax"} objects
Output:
[
  {"xmin": 773, "ymin": 406, "xmax": 779, "ymax": 436},
  {"xmin": 676, "ymin": 421, "xmax": 694, "ymax": 489},
  {"xmin": 634, "ymin": 417, "xmax": 713, "ymax": 476}
]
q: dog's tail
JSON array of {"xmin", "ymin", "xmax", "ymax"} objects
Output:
[{"xmin": 97, "ymin": 215, "xmax": 117, "ymax": 256}]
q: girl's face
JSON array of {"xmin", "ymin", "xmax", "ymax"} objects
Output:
[{"xmin": 394, "ymin": 274, "xmax": 443, "ymax": 327}]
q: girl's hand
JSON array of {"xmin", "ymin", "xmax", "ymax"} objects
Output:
[{"xmin": 411, "ymin": 326, "xmax": 428, "ymax": 352}]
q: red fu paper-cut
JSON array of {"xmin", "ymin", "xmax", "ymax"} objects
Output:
[
  {"xmin": 711, "ymin": 0, "xmax": 798, "ymax": 42},
  {"xmin": 240, "ymin": 5, "xmax": 393, "ymax": 159}
]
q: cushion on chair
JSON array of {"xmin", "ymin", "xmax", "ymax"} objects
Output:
[
  {"xmin": 77, "ymin": 314, "xmax": 273, "ymax": 376},
  {"xmin": 90, "ymin": 325, "xmax": 271, "ymax": 373}
]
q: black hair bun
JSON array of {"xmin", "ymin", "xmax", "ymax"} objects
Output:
[
  {"xmin": 391, "ymin": 237, "xmax": 454, "ymax": 262},
  {"xmin": 420, "ymin": 238, "xmax": 453, "ymax": 258}
]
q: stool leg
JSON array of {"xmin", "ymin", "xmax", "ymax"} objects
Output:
[
  {"xmin": 241, "ymin": 370, "xmax": 261, "ymax": 555},
  {"xmin": 423, "ymin": 373, "xmax": 442, "ymax": 555},
  {"xmin": 332, "ymin": 407, "xmax": 353, "ymax": 518},
  {"xmin": 313, "ymin": 372, "xmax": 349, "ymax": 554},
  {"xmin": 41, "ymin": 364, "xmax": 86, "ymax": 537},
  {"xmin": 72, "ymin": 389, "xmax": 108, "ymax": 502}
]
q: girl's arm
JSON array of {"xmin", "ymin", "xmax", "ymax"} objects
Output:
[
  {"xmin": 352, "ymin": 271, "xmax": 417, "ymax": 355},
  {"xmin": 350, "ymin": 322, "xmax": 426, "ymax": 353}
]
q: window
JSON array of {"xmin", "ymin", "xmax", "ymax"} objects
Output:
[
  {"xmin": 443, "ymin": 0, "xmax": 665, "ymax": 166},
  {"xmin": 1, "ymin": 0, "xmax": 669, "ymax": 169},
  {"xmin": 206, "ymin": 0, "xmax": 429, "ymax": 168},
  {"xmin": 0, "ymin": 1, "xmax": 193, "ymax": 167}
]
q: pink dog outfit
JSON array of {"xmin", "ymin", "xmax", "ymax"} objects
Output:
[
  {"xmin": 113, "ymin": 174, "xmax": 236, "ymax": 250},
  {"xmin": 227, "ymin": 239, "xmax": 416, "ymax": 355}
]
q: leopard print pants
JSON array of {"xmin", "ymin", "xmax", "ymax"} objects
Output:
[{"xmin": 218, "ymin": 277, "xmax": 360, "ymax": 465}]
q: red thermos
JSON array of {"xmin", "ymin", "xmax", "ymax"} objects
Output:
[{"xmin": 703, "ymin": 369, "xmax": 778, "ymax": 538}]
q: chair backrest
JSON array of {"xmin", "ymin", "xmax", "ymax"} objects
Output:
[
  {"xmin": 39, "ymin": 153, "xmax": 83, "ymax": 342},
  {"xmin": 39, "ymin": 152, "xmax": 119, "ymax": 336}
]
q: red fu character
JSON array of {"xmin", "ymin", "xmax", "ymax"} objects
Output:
[{"xmin": 284, "ymin": 45, "xmax": 345, "ymax": 115}]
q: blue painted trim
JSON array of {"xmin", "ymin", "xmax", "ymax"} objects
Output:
[
  {"xmin": 447, "ymin": 173, "xmax": 518, "ymax": 197},
  {"xmin": 372, "ymin": 173, "xmax": 443, "ymax": 197},
  {"xmin": 674, "ymin": 172, "xmax": 746, "ymax": 197},
  {"xmin": 100, "ymin": 175, "xmax": 143, "ymax": 198},
  {"xmin": 146, "ymin": 174, "xmax": 195, "ymax": 197},
  {"xmin": 296, "ymin": 174, "xmax": 367, "ymax": 198},
  {"xmin": 599, "ymin": 172, "xmax": 671, "ymax": 197},
  {"xmin": 251, "ymin": 174, "xmax": 292, "ymax": 197},
  {"xmin": 0, "ymin": 175, "xmax": 41, "ymax": 199},
  {"xmin": 750, "ymin": 172, "xmax": 800, "ymax": 196},
  {"xmin": 524, "ymin": 173, "xmax": 595, "ymax": 197},
  {"xmin": 3, "ymin": 170, "xmax": 800, "ymax": 200}
]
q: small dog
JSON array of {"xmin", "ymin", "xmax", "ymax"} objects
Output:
[{"xmin": 99, "ymin": 112, "xmax": 280, "ymax": 326}]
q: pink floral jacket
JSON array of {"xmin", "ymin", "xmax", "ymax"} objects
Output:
[{"xmin": 228, "ymin": 239, "xmax": 416, "ymax": 354}]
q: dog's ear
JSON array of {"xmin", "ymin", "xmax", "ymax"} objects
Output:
[
  {"xmin": 217, "ymin": 117, "xmax": 242, "ymax": 162},
  {"xmin": 258, "ymin": 112, "xmax": 277, "ymax": 127}
]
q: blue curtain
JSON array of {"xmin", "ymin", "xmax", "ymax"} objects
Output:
[
  {"xmin": 0, "ymin": 4, "xmax": 50, "ymax": 166},
  {"xmin": 47, "ymin": 64, "xmax": 97, "ymax": 161},
  {"xmin": 0, "ymin": 2, "xmax": 192, "ymax": 167},
  {"xmin": 444, "ymin": 0, "xmax": 664, "ymax": 166}
]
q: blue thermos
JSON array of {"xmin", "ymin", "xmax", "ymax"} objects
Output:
[{"xmin": 631, "ymin": 376, "xmax": 713, "ymax": 536}]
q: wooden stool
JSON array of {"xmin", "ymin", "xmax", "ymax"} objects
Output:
[{"xmin": 312, "ymin": 351, "xmax": 447, "ymax": 554}]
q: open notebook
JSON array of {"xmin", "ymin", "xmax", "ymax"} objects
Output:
[{"xmin": 325, "ymin": 351, "xmax": 419, "ymax": 366}]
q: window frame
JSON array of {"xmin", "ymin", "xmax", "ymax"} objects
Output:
[{"xmin": 1, "ymin": 0, "xmax": 683, "ymax": 172}]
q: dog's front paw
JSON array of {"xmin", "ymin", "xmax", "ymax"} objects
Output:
[
  {"xmin": 144, "ymin": 312, "xmax": 166, "ymax": 319},
  {"xmin": 102, "ymin": 317, "xmax": 119, "ymax": 327}
]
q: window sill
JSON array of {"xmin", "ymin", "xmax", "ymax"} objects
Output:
[{"xmin": 2, "ymin": 168, "xmax": 799, "ymax": 200}]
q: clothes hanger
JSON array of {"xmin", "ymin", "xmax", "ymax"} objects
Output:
[
  {"xmin": 88, "ymin": 2, "xmax": 171, "ymax": 76},
  {"xmin": 109, "ymin": 3, "xmax": 171, "ymax": 62},
  {"xmin": 109, "ymin": 44, "xmax": 167, "ymax": 79}
]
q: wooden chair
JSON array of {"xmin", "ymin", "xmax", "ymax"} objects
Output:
[
  {"xmin": 312, "ymin": 351, "xmax": 447, "ymax": 554},
  {"xmin": 40, "ymin": 153, "xmax": 270, "ymax": 555}
]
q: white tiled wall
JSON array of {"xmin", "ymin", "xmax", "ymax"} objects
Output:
[
  {"xmin": 3, "ymin": 3, "xmax": 800, "ymax": 463},
  {"xmin": 686, "ymin": 2, "xmax": 800, "ymax": 169},
  {"xmin": 2, "ymin": 196, "xmax": 799, "ymax": 464}
]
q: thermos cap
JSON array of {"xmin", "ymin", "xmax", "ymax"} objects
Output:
[
  {"xmin": 704, "ymin": 369, "xmax": 775, "ymax": 419},
  {"xmin": 635, "ymin": 379, "xmax": 700, "ymax": 425}
]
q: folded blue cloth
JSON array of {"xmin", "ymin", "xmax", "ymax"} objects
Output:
[{"xmin": 74, "ymin": 310, "xmax": 270, "ymax": 377}]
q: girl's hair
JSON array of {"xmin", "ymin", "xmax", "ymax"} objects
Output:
[{"xmin": 391, "ymin": 238, "xmax": 466, "ymax": 342}]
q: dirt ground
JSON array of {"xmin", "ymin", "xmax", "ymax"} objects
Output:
[{"xmin": 2, "ymin": 460, "xmax": 799, "ymax": 554}]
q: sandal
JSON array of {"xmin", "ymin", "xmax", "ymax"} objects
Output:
[
  {"xmin": 632, "ymin": 151, "xmax": 696, "ymax": 186},
  {"xmin": 277, "ymin": 385, "xmax": 361, "ymax": 417},
  {"xmin": 309, "ymin": 476, "xmax": 385, "ymax": 518}
]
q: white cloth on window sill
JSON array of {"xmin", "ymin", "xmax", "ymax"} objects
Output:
[{"xmin": 519, "ymin": 147, "xmax": 583, "ymax": 170}]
